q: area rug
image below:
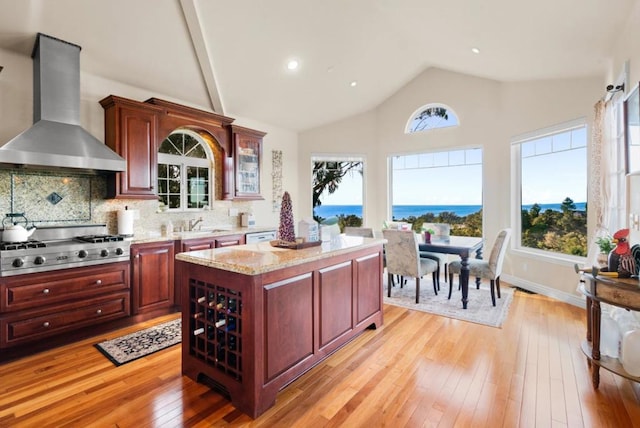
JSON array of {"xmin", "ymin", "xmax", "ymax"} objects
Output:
[
  {"xmin": 95, "ymin": 318, "xmax": 182, "ymax": 366},
  {"xmin": 383, "ymin": 278, "xmax": 514, "ymax": 328}
]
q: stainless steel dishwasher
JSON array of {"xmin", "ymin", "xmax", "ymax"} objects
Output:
[{"xmin": 245, "ymin": 230, "xmax": 277, "ymax": 244}]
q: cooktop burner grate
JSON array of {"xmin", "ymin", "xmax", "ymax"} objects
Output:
[
  {"xmin": 74, "ymin": 234, "xmax": 125, "ymax": 243},
  {"xmin": 0, "ymin": 240, "xmax": 47, "ymax": 251}
]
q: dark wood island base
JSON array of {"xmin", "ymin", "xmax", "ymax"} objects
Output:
[{"xmin": 176, "ymin": 238, "xmax": 384, "ymax": 417}]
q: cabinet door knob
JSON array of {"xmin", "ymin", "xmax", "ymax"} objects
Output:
[
  {"xmin": 96, "ymin": 280, "xmax": 102, "ymax": 285},
  {"xmin": 43, "ymin": 321, "xmax": 50, "ymax": 328},
  {"xmin": 135, "ymin": 254, "xmax": 140, "ymax": 259},
  {"xmin": 96, "ymin": 309, "xmax": 102, "ymax": 315},
  {"xmin": 42, "ymin": 288, "xmax": 50, "ymax": 295}
]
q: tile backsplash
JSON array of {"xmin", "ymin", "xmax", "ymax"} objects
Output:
[
  {"xmin": 10, "ymin": 173, "xmax": 91, "ymax": 222},
  {"xmin": 0, "ymin": 169, "xmax": 256, "ymax": 236}
]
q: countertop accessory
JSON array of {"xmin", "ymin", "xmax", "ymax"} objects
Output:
[
  {"xmin": 269, "ymin": 239, "xmax": 322, "ymax": 249},
  {"xmin": 2, "ymin": 213, "xmax": 36, "ymax": 242}
]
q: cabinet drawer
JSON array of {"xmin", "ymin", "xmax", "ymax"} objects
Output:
[
  {"xmin": 215, "ymin": 234, "xmax": 245, "ymax": 247},
  {"xmin": 1, "ymin": 263, "xmax": 130, "ymax": 312},
  {"xmin": 0, "ymin": 292, "xmax": 130, "ymax": 348}
]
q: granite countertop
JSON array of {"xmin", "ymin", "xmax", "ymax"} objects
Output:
[
  {"xmin": 130, "ymin": 226, "xmax": 277, "ymax": 244},
  {"xmin": 175, "ymin": 235, "xmax": 385, "ymax": 275}
]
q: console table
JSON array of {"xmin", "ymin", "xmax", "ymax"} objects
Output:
[{"xmin": 581, "ymin": 273, "xmax": 640, "ymax": 388}]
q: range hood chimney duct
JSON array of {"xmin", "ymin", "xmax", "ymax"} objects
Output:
[{"xmin": 0, "ymin": 33, "xmax": 126, "ymax": 173}]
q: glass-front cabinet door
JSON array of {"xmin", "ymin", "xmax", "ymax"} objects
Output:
[{"xmin": 231, "ymin": 125, "xmax": 266, "ymax": 200}]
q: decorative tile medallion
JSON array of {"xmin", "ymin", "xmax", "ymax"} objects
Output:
[{"xmin": 46, "ymin": 192, "xmax": 63, "ymax": 205}]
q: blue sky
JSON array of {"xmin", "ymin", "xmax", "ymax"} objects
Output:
[{"xmin": 319, "ymin": 153, "xmax": 586, "ymax": 207}]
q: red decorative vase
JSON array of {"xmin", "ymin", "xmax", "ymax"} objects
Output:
[{"xmin": 424, "ymin": 232, "xmax": 431, "ymax": 243}]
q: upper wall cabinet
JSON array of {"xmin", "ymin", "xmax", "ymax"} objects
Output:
[
  {"xmin": 100, "ymin": 96, "xmax": 163, "ymax": 199},
  {"xmin": 231, "ymin": 125, "xmax": 266, "ymax": 200},
  {"xmin": 100, "ymin": 95, "xmax": 266, "ymax": 202}
]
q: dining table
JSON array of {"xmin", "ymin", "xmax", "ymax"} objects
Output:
[{"xmin": 418, "ymin": 236, "xmax": 484, "ymax": 309}]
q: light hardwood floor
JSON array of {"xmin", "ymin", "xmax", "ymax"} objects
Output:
[{"xmin": 1, "ymin": 287, "xmax": 639, "ymax": 427}]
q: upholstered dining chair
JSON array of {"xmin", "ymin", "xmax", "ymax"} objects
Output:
[
  {"xmin": 447, "ymin": 228, "xmax": 512, "ymax": 306},
  {"xmin": 382, "ymin": 229, "xmax": 439, "ymax": 303},
  {"xmin": 344, "ymin": 227, "xmax": 375, "ymax": 238},
  {"xmin": 420, "ymin": 223, "xmax": 450, "ymax": 289}
]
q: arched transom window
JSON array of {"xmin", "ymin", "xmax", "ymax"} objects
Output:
[
  {"xmin": 158, "ymin": 130, "xmax": 212, "ymax": 210},
  {"xmin": 406, "ymin": 103, "xmax": 459, "ymax": 134}
]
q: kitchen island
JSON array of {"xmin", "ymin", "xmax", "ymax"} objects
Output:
[{"xmin": 175, "ymin": 235, "xmax": 384, "ymax": 418}]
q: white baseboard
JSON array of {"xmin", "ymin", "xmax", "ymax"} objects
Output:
[{"xmin": 501, "ymin": 274, "xmax": 585, "ymax": 308}]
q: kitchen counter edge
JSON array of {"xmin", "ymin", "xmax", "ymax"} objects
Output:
[
  {"xmin": 129, "ymin": 226, "xmax": 277, "ymax": 244},
  {"xmin": 175, "ymin": 236, "xmax": 385, "ymax": 275}
]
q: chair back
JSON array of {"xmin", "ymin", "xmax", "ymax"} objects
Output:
[
  {"xmin": 344, "ymin": 227, "xmax": 374, "ymax": 238},
  {"xmin": 382, "ymin": 229, "xmax": 420, "ymax": 277},
  {"xmin": 488, "ymin": 228, "xmax": 512, "ymax": 278}
]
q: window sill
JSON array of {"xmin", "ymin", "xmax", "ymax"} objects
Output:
[{"xmin": 511, "ymin": 247, "xmax": 585, "ymax": 267}]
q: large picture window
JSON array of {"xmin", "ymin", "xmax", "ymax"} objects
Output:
[
  {"xmin": 389, "ymin": 148, "xmax": 482, "ymax": 236},
  {"xmin": 311, "ymin": 156, "xmax": 365, "ymax": 229},
  {"xmin": 158, "ymin": 131, "xmax": 212, "ymax": 210},
  {"xmin": 512, "ymin": 119, "xmax": 587, "ymax": 257}
]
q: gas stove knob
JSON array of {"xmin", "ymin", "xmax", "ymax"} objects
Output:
[
  {"xmin": 12, "ymin": 258, "xmax": 24, "ymax": 268},
  {"xmin": 78, "ymin": 250, "xmax": 88, "ymax": 258},
  {"xmin": 34, "ymin": 256, "xmax": 46, "ymax": 265},
  {"xmin": 115, "ymin": 247, "xmax": 124, "ymax": 256},
  {"xmin": 100, "ymin": 249, "xmax": 109, "ymax": 257}
]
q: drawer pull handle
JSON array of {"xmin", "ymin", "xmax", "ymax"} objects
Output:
[
  {"xmin": 42, "ymin": 288, "xmax": 50, "ymax": 295},
  {"xmin": 43, "ymin": 321, "xmax": 50, "ymax": 328},
  {"xmin": 96, "ymin": 309, "xmax": 102, "ymax": 315},
  {"xmin": 96, "ymin": 280, "xmax": 102, "ymax": 285}
]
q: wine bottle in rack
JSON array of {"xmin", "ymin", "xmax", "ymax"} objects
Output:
[
  {"xmin": 193, "ymin": 311, "xmax": 204, "ymax": 319},
  {"xmin": 193, "ymin": 327, "xmax": 205, "ymax": 336},
  {"xmin": 197, "ymin": 296, "xmax": 206, "ymax": 303},
  {"xmin": 228, "ymin": 298, "xmax": 237, "ymax": 313},
  {"xmin": 227, "ymin": 316, "xmax": 236, "ymax": 331}
]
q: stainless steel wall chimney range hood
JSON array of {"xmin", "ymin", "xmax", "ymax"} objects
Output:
[{"xmin": 0, "ymin": 33, "xmax": 126, "ymax": 173}]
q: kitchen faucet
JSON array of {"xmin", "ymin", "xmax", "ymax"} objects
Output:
[{"xmin": 188, "ymin": 217, "xmax": 204, "ymax": 231}]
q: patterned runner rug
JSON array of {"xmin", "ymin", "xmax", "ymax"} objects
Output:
[
  {"xmin": 383, "ymin": 277, "xmax": 514, "ymax": 328},
  {"xmin": 95, "ymin": 318, "xmax": 181, "ymax": 366}
]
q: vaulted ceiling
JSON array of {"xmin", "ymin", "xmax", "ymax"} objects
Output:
[{"xmin": 0, "ymin": 0, "xmax": 634, "ymax": 131}]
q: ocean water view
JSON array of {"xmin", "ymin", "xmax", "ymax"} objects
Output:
[{"xmin": 314, "ymin": 202, "xmax": 587, "ymax": 219}]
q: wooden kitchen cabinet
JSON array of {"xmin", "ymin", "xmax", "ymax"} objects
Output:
[
  {"xmin": 178, "ymin": 234, "xmax": 246, "ymax": 253},
  {"xmin": 0, "ymin": 262, "xmax": 130, "ymax": 349},
  {"xmin": 131, "ymin": 241, "xmax": 175, "ymax": 314},
  {"xmin": 231, "ymin": 125, "xmax": 266, "ymax": 200},
  {"xmin": 176, "ymin": 242, "xmax": 384, "ymax": 418},
  {"xmin": 100, "ymin": 95, "xmax": 163, "ymax": 199},
  {"xmin": 214, "ymin": 234, "xmax": 245, "ymax": 247}
]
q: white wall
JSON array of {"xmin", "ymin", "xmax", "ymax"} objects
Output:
[
  {"xmin": 611, "ymin": 0, "xmax": 640, "ymax": 247},
  {"xmin": 299, "ymin": 66, "xmax": 602, "ymax": 303}
]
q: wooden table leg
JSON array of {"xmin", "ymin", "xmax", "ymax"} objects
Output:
[
  {"xmin": 585, "ymin": 296, "xmax": 592, "ymax": 342},
  {"xmin": 586, "ymin": 295, "xmax": 592, "ymax": 369},
  {"xmin": 475, "ymin": 247, "xmax": 482, "ymax": 288},
  {"xmin": 591, "ymin": 298, "xmax": 601, "ymax": 389},
  {"xmin": 460, "ymin": 255, "xmax": 469, "ymax": 309}
]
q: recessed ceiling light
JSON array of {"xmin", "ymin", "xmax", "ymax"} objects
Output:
[
  {"xmin": 471, "ymin": 47, "xmax": 480, "ymax": 54},
  {"xmin": 350, "ymin": 81, "xmax": 358, "ymax": 87},
  {"xmin": 286, "ymin": 59, "xmax": 299, "ymax": 70}
]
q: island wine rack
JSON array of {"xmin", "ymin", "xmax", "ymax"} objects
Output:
[{"xmin": 187, "ymin": 278, "xmax": 243, "ymax": 381}]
